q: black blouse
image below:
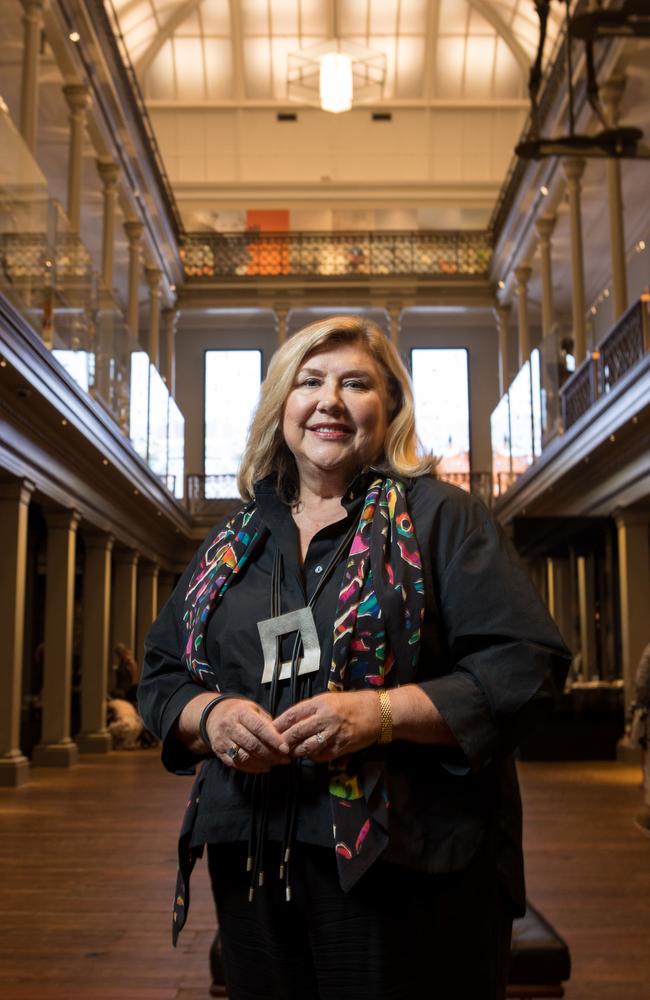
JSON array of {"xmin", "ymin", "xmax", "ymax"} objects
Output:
[{"xmin": 139, "ymin": 472, "xmax": 570, "ymax": 913}]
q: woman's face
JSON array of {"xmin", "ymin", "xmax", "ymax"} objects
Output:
[{"xmin": 282, "ymin": 342, "xmax": 389, "ymax": 490}]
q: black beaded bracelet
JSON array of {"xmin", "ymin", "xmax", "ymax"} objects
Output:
[{"xmin": 198, "ymin": 693, "xmax": 239, "ymax": 752}]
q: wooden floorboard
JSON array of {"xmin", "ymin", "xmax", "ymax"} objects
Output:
[{"xmin": 1, "ymin": 751, "xmax": 649, "ymax": 999}]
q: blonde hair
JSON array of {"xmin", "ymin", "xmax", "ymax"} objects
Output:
[{"xmin": 237, "ymin": 314, "xmax": 436, "ymax": 501}]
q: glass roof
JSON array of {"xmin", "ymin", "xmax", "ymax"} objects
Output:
[{"xmin": 110, "ymin": 0, "xmax": 562, "ymax": 104}]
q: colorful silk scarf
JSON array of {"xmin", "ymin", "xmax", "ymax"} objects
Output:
[{"xmin": 182, "ymin": 475, "xmax": 425, "ymax": 891}]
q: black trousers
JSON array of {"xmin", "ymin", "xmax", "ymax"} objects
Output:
[{"xmin": 207, "ymin": 841, "xmax": 513, "ymax": 1000}]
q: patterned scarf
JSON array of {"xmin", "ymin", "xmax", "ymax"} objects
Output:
[{"xmin": 182, "ymin": 475, "xmax": 424, "ymax": 891}]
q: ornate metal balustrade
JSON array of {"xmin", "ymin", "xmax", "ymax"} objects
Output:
[
  {"xmin": 186, "ymin": 470, "xmax": 498, "ymax": 515},
  {"xmin": 180, "ymin": 230, "xmax": 493, "ymax": 282},
  {"xmin": 560, "ymin": 354, "xmax": 600, "ymax": 431},
  {"xmin": 599, "ymin": 299, "xmax": 649, "ymax": 395}
]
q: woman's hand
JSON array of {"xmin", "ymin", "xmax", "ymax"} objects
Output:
[
  {"xmin": 274, "ymin": 690, "xmax": 381, "ymax": 762},
  {"xmin": 274, "ymin": 685, "xmax": 458, "ymax": 762},
  {"xmin": 205, "ymin": 698, "xmax": 291, "ymax": 773}
]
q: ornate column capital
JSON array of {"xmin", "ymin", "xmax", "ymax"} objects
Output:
[
  {"xmin": 96, "ymin": 158, "xmax": 119, "ymax": 191},
  {"xmin": 44, "ymin": 508, "xmax": 81, "ymax": 532},
  {"xmin": 563, "ymin": 156, "xmax": 586, "ymax": 187},
  {"xmin": 145, "ymin": 266, "xmax": 162, "ymax": 292},
  {"xmin": 124, "ymin": 219, "xmax": 143, "ymax": 245},
  {"xmin": 600, "ymin": 74, "xmax": 626, "ymax": 127},
  {"xmin": 535, "ymin": 215, "xmax": 556, "ymax": 243},
  {"xmin": 493, "ymin": 302, "xmax": 511, "ymax": 322},
  {"xmin": 20, "ymin": 0, "xmax": 46, "ymax": 20},
  {"xmin": 514, "ymin": 265, "xmax": 532, "ymax": 289},
  {"xmin": 62, "ymin": 83, "xmax": 90, "ymax": 116}
]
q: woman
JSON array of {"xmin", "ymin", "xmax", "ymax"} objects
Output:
[{"xmin": 140, "ymin": 315, "xmax": 570, "ymax": 1000}]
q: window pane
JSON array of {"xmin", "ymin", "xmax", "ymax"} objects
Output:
[
  {"xmin": 129, "ymin": 351, "xmax": 150, "ymax": 460},
  {"xmin": 205, "ymin": 350, "xmax": 262, "ymax": 497},
  {"xmin": 411, "ymin": 348, "xmax": 470, "ymax": 475}
]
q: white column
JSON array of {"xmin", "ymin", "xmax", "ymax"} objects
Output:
[
  {"xmin": 145, "ymin": 266, "xmax": 162, "ymax": 368},
  {"xmin": 615, "ymin": 512, "xmax": 650, "ymax": 711},
  {"xmin": 514, "ymin": 265, "xmax": 532, "ymax": 367},
  {"xmin": 577, "ymin": 554, "xmax": 596, "ymax": 683},
  {"xmin": 62, "ymin": 84, "xmax": 90, "ymax": 233},
  {"xmin": 136, "ymin": 562, "xmax": 159, "ymax": 672},
  {"xmin": 494, "ymin": 303, "xmax": 511, "ymax": 397},
  {"xmin": 111, "ymin": 548, "xmax": 139, "ymax": 665},
  {"xmin": 535, "ymin": 216, "xmax": 556, "ymax": 338},
  {"xmin": 0, "ymin": 479, "xmax": 34, "ymax": 786},
  {"xmin": 601, "ymin": 76, "xmax": 629, "ymax": 320},
  {"xmin": 33, "ymin": 509, "xmax": 81, "ymax": 767},
  {"xmin": 19, "ymin": 0, "xmax": 45, "ymax": 153},
  {"xmin": 563, "ymin": 157, "xmax": 588, "ymax": 364},
  {"xmin": 78, "ymin": 531, "xmax": 114, "ymax": 754},
  {"xmin": 161, "ymin": 305, "xmax": 178, "ymax": 393},
  {"xmin": 124, "ymin": 220, "xmax": 143, "ymax": 340},
  {"xmin": 96, "ymin": 159, "xmax": 120, "ymax": 290}
]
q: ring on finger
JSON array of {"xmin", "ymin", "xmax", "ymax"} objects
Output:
[
  {"xmin": 226, "ymin": 743, "xmax": 240, "ymax": 760},
  {"xmin": 314, "ymin": 731, "xmax": 325, "ymax": 745}
]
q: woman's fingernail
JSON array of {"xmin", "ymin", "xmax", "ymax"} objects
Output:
[{"xmin": 280, "ymin": 742, "xmax": 290, "ymax": 754}]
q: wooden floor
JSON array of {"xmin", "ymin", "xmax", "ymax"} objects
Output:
[{"xmin": 1, "ymin": 752, "xmax": 649, "ymax": 1000}]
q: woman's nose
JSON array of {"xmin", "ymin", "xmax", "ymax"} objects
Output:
[{"xmin": 316, "ymin": 382, "xmax": 343, "ymax": 411}]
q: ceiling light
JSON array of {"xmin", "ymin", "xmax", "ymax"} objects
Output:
[
  {"xmin": 539, "ymin": 185, "xmax": 549, "ymax": 196},
  {"xmin": 319, "ymin": 53, "xmax": 353, "ymax": 114},
  {"xmin": 498, "ymin": 279, "xmax": 505, "ymax": 289},
  {"xmin": 0, "ymin": 96, "xmax": 8, "ymax": 114},
  {"xmin": 603, "ymin": 288, "xmax": 610, "ymax": 297},
  {"xmin": 69, "ymin": 31, "xmax": 80, "ymax": 43},
  {"xmin": 636, "ymin": 239, "xmax": 646, "ymax": 252},
  {"xmin": 288, "ymin": 40, "xmax": 385, "ymax": 114}
]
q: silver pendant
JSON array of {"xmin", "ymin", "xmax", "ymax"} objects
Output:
[{"xmin": 257, "ymin": 606, "xmax": 321, "ymax": 684}]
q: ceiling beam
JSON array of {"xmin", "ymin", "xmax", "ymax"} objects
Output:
[
  {"xmin": 466, "ymin": 0, "xmax": 530, "ymax": 77},
  {"xmin": 228, "ymin": 0, "xmax": 245, "ymax": 101},
  {"xmin": 135, "ymin": 0, "xmax": 203, "ymax": 77}
]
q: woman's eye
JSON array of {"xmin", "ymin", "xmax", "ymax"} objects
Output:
[
  {"xmin": 301, "ymin": 377, "xmax": 321, "ymax": 387},
  {"xmin": 344, "ymin": 380, "xmax": 366, "ymax": 389}
]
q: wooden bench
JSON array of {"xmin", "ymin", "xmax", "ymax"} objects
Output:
[{"xmin": 507, "ymin": 900, "xmax": 571, "ymax": 998}]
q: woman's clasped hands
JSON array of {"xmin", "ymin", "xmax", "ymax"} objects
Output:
[{"xmin": 205, "ymin": 691, "xmax": 381, "ymax": 773}]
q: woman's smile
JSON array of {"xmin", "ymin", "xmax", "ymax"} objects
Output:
[{"xmin": 282, "ymin": 343, "xmax": 388, "ymax": 487}]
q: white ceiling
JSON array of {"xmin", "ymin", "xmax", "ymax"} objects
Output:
[{"xmin": 111, "ymin": 0, "xmax": 563, "ymax": 105}]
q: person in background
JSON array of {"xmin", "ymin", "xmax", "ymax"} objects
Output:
[
  {"xmin": 113, "ymin": 643, "xmax": 138, "ymax": 703},
  {"xmin": 627, "ymin": 641, "xmax": 650, "ymax": 837},
  {"xmin": 139, "ymin": 315, "xmax": 570, "ymax": 1000}
]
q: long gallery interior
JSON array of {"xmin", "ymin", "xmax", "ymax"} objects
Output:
[{"xmin": 0, "ymin": 2, "xmax": 649, "ymax": 999}]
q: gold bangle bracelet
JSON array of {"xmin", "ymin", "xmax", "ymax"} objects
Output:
[{"xmin": 378, "ymin": 689, "xmax": 393, "ymax": 745}]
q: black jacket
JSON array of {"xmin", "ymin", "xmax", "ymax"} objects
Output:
[{"xmin": 139, "ymin": 473, "xmax": 570, "ymax": 916}]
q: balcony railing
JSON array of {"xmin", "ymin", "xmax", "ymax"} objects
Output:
[
  {"xmin": 599, "ymin": 298, "xmax": 649, "ymax": 396},
  {"xmin": 560, "ymin": 353, "xmax": 600, "ymax": 431},
  {"xmin": 186, "ymin": 470, "xmax": 499, "ymax": 516},
  {"xmin": 180, "ymin": 230, "xmax": 493, "ymax": 282},
  {"xmin": 561, "ymin": 299, "xmax": 649, "ymax": 431}
]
